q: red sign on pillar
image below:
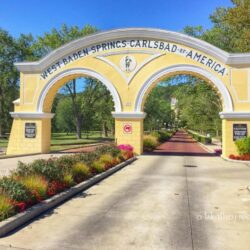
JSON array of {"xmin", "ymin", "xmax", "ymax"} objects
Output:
[{"xmin": 123, "ymin": 123, "xmax": 132, "ymax": 134}]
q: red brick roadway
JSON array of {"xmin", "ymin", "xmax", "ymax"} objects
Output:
[{"xmin": 153, "ymin": 130, "xmax": 213, "ymax": 156}]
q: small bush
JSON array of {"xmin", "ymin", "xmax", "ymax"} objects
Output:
[
  {"xmin": 96, "ymin": 145, "xmax": 121, "ymax": 157},
  {"xmin": 63, "ymin": 173, "xmax": 75, "ymax": 187},
  {"xmin": 30, "ymin": 158, "xmax": 64, "ymax": 182},
  {"xmin": 99, "ymin": 154, "xmax": 114, "ymax": 170},
  {"xmin": 55, "ymin": 155, "xmax": 78, "ymax": 172},
  {"xmin": 19, "ymin": 175, "xmax": 48, "ymax": 201},
  {"xmin": 47, "ymin": 181, "xmax": 66, "ymax": 197},
  {"xmin": 11, "ymin": 161, "xmax": 33, "ymax": 177},
  {"xmin": 0, "ymin": 177, "xmax": 30, "ymax": 203},
  {"xmin": 188, "ymin": 131, "xmax": 212, "ymax": 144},
  {"xmin": 91, "ymin": 160, "xmax": 105, "ymax": 173},
  {"xmin": 72, "ymin": 163, "xmax": 90, "ymax": 182},
  {"xmin": 0, "ymin": 194, "xmax": 15, "ymax": 221},
  {"xmin": 235, "ymin": 137, "xmax": 250, "ymax": 155},
  {"xmin": 143, "ymin": 135, "xmax": 159, "ymax": 151},
  {"xmin": 77, "ymin": 152, "xmax": 99, "ymax": 166},
  {"xmin": 157, "ymin": 131, "xmax": 172, "ymax": 143}
]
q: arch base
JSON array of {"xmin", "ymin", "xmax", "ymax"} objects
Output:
[
  {"xmin": 113, "ymin": 113, "xmax": 146, "ymax": 155},
  {"xmin": 6, "ymin": 116, "xmax": 52, "ymax": 156},
  {"xmin": 221, "ymin": 118, "xmax": 250, "ymax": 158}
]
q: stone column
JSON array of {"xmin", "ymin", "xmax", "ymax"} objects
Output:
[
  {"xmin": 112, "ymin": 112, "xmax": 146, "ymax": 155},
  {"xmin": 6, "ymin": 112, "xmax": 54, "ymax": 155}
]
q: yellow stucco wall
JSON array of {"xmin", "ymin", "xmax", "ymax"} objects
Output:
[
  {"xmin": 115, "ymin": 118, "xmax": 144, "ymax": 154},
  {"xmin": 6, "ymin": 29, "xmax": 250, "ymax": 156},
  {"xmin": 7, "ymin": 118, "xmax": 51, "ymax": 155}
]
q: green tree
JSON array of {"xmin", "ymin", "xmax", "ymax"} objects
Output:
[
  {"xmin": 34, "ymin": 24, "xmax": 98, "ymax": 138},
  {"xmin": 81, "ymin": 78, "xmax": 114, "ymax": 137},
  {"xmin": 54, "ymin": 96, "xmax": 75, "ymax": 133},
  {"xmin": 144, "ymin": 85, "xmax": 173, "ymax": 131},
  {"xmin": 0, "ymin": 29, "xmax": 19, "ymax": 136},
  {"xmin": 183, "ymin": 0, "xmax": 250, "ymax": 52}
]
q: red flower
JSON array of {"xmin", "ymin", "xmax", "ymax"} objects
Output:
[{"xmin": 11, "ymin": 201, "xmax": 27, "ymax": 212}]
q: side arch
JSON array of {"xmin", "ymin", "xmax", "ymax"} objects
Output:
[
  {"xmin": 135, "ymin": 64, "xmax": 233, "ymax": 113},
  {"xmin": 37, "ymin": 68, "xmax": 122, "ymax": 113}
]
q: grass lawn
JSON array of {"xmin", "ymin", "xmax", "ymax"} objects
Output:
[
  {"xmin": 0, "ymin": 132, "xmax": 114, "ymax": 153},
  {"xmin": 0, "ymin": 138, "xmax": 8, "ymax": 149}
]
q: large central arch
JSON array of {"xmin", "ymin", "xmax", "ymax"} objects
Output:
[{"xmin": 7, "ymin": 28, "xmax": 250, "ymax": 157}]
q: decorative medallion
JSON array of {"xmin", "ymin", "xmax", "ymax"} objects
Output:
[{"xmin": 120, "ymin": 55, "xmax": 137, "ymax": 72}]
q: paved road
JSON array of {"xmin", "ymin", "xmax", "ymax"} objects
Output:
[
  {"xmin": 0, "ymin": 137, "xmax": 250, "ymax": 249},
  {"xmin": 154, "ymin": 131, "xmax": 210, "ymax": 155}
]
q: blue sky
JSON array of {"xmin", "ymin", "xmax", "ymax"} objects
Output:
[{"xmin": 1, "ymin": 0, "xmax": 232, "ymax": 37}]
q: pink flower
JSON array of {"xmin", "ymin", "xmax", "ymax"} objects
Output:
[{"xmin": 118, "ymin": 144, "xmax": 134, "ymax": 152}]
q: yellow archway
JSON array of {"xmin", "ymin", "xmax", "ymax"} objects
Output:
[{"xmin": 7, "ymin": 28, "xmax": 250, "ymax": 157}]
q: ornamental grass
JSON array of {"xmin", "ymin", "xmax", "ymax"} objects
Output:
[
  {"xmin": 72, "ymin": 163, "xmax": 91, "ymax": 182},
  {"xmin": 99, "ymin": 154, "xmax": 114, "ymax": 170},
  {"xmin": 19, "ymin": 175, "xmax": 48, "ymax": 201},
  {"xmin": 0, "ymin": 194, "xmax": 15, "ymax": 221},
  {"xmin": 91, "ymin": 160, "xmax": 105, "ymax": 173}
]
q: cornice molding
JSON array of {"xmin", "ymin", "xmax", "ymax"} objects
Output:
[
  {"xmin": 219, "ymin": 112, "xmax": 250, "ymax": 119},
  {"xmin": 10, "ymin": 112, "xmax": 55, "ymax": 119},
  {"xmin": 112, "ymin": 112, "xmax": 147, "ymax": 119},
  {"xmin": 14, "ymin": 28, "xmax": 250, "ymax": 73}
]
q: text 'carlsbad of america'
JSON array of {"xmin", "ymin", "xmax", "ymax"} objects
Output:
[{"xmin": 40, "ymin": 39, "xmax": 227, "ymax": 79}]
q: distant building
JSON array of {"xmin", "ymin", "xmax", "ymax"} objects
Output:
[{"xmin": 171, "ymin": 97, "xmax": 178, "ymax": 110}]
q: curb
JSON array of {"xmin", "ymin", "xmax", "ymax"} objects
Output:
[
  {"xmin": 196, "ymin": 141, "xmax": 215, "ymax": 154},
  {"xmin": 0, "ymin": 157, "xmax": 137, "ymax": 237}
]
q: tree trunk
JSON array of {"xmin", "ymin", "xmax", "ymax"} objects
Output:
[
  {"xmin": 76, "ymin": 116, "xmax": 82, "ymax": 139},
  {"xmin": 66, "ymin": 79, "xmax": 82, "ymax": 139},
  {"xmin": 102, "ymin": 121, "xmax": 108, "ymax": 137}
]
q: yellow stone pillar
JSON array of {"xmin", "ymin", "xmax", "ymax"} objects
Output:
[
  {"xmin": 112, "ymin": 112, "xmax": 146, "ymax": 155},
  {"xmin": 6, "ymin": 113, "xmax": 54, "ymax": 155},
  {"xmin": 220, "ymin": 112, "xmax": 250, "ymax": 158}
]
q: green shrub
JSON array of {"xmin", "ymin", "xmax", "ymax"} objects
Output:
[
  {"xmin": 30, "ymin": 158, "xmax": 64, "ymax": 182},
  {"xmin": 143, "ymin": 135, "xmax": 159, "ymax": 151},
  {"xmin": 157, "ymin": 131, "xmax": 172, "ymax": 142},
  {"xmin": 235, "ymin": 137, "xmax": 250, "ymax": 155},
  {"xmin": 96, "ymin": 145, "xmax": 120, "ymax": 157},
  {"xmin": 77, "ymin": 152, "xmax": 99, "ymax": 166},
  {"xmin": 11, "ymin": 161, "xmax": 33, "ymax": 177},
  {"xmin": 19, "ymin": 175, "xmax": 48, "ymax": 200},
  {"xmin": 99, "ymin": 154, "xmax": 113, "ymax": 164},
  {"xmin": 0, "ymin": 177, "xmax": 30, "ymax": 202},
  {"xmin": 188, "ymin": 130, "xmax": 212, "ymax": 144},
  {"xmin": 72, "ymin": 162, "xmax": 90, "ymax": 182},
  {"xmin": 0, "ymin": 194, "xmax": 15, "ymax": 221},
  {"xmin": 55, "ymin": 155, "xmax": 78, "ymax": 172}
]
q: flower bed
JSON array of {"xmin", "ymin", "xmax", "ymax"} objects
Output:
[
  {"xmin": 229, "ymin": 154, "xmax": 250, "ymax": 161},
  {"xmin": 0, "ymin": 144, "xmax": 134, "ymax": 222},
  {"xmin": 229, "ymin": 136, "xmax": 250, "ymax": 161}
]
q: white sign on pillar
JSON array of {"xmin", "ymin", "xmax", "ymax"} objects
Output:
[{"xmin": 123, "ymin": 123, "xmax": 132, "ymax": 134}]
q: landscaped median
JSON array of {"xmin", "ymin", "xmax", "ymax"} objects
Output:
[
  {"xmin": 143, "ymin": 130, "xmax": 175, "ymax": 151},
  {"xmin": 187, "ymin": 130, "xmax": 212, "ymax": 144},
  {"xmin": 0, "ymin": 144, "xmax": 136, "ymax": 237}
]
